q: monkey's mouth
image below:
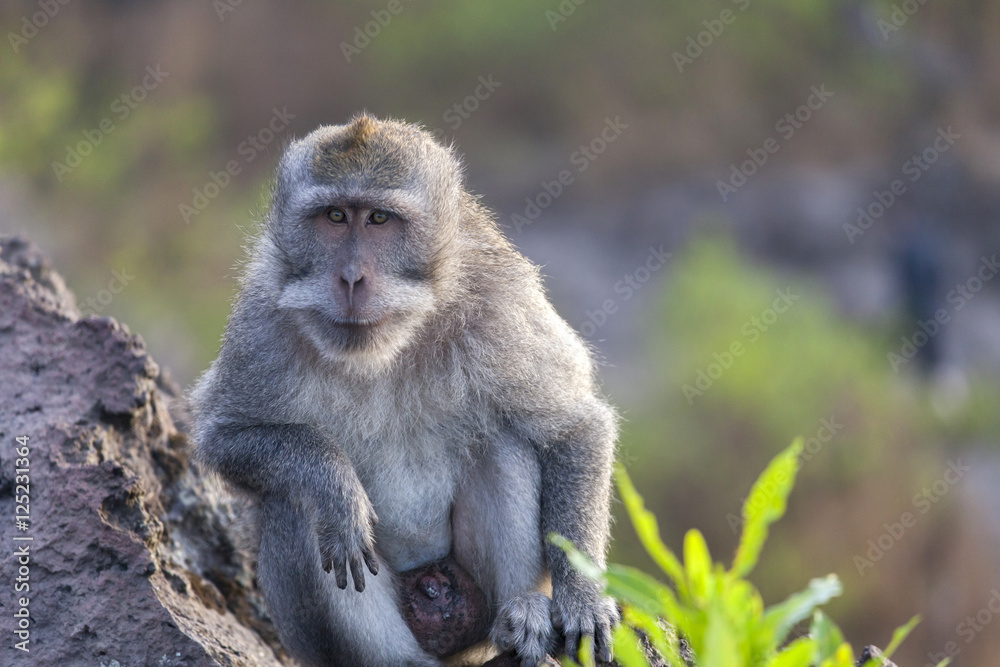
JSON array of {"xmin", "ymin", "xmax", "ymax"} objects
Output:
[
  {"xmin": 327, "ymin": 315, "xmax": 388, "ymax": 329},
  {"xmin": 306, "ymin": 310, "xmax": 390, "ymax": 351}
]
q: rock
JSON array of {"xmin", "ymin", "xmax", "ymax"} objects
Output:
[{"xmin": 0, "ymin": 236, "xmax": 286, "ymax": 666}]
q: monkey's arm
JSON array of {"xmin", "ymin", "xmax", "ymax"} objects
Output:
[
  {"xmin": 482, "ymin": 291, "xmax": 620, "ymax": 661},
  {"xmin": 196, "ymin": 421, "xmax": 380, "ymax": 591},
  {"xmin": 535, "ymin": 401, "xmax": 619, "ymax": 663}
]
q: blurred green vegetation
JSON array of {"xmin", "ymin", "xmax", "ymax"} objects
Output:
[{"xmin": 613, "ymin": 235, "xmax": 1000, "ymax": 651}]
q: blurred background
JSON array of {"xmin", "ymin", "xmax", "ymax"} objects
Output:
[{"xmin": 2, "ymin": 1, "xmax": 999, "ymax": 664}]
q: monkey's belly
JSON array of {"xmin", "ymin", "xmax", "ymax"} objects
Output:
[
  {"xmin": 364, "ymin": 470, "xmax": 456, "ymax": 573},
  {"xmin": 376, "ymin": 519, "xmax": 452, "ymax": 573}
]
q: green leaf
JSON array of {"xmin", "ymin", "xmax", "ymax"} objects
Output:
[
  {"xmin": 819, "ymin": 643, "xmax": 859, "ymax": 667},
  {"xmin": 578, "ymin": 635, "xmax": 596, "ymax": 667},
  {"xmin": 699, "ymin": 599, "xmax": 741, "ymax": 667},
  {"xmin": 767, "ymin": 636, "xmax": 816, "ymax": 667},
  {"xmin": 621, "ymin": 605, "xmax": 686, "ymax": 667},
  {"xmin": 859, "ymin": 616, "xmax": 920, "ymax": 666},
  {"xmin": 733, "ymin": 439, "xmax": 804, "ymax": 577},
  {"xmin": 611, "ymin": 624, "xmax": 654, "ymax": 667},
  {"xmin": 810, "ymin": 610, "xmax": 846, "ymax": 663},
  {"xmin": 683, "ymin": 529, "xmax": 713, "ymax": 602},
  {"xmin": 760, "ymin": 575, "xmax": 842, "ymax": 651},
  {"xmin": 605, "ymin": 564, "xmax": 679, "ymax": 616},
  {"xmin": 615, "ymin": 463, "xmax": 687, "ymax": 591},
  {"xmin": 882, "ymin": 615, "xmax": 920, "ymax": 657},
  {"xmin": 719, "ymin": 575, "xmax": 762, "ymax": 642}
]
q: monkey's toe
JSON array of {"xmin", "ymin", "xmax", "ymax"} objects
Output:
[{"xmin": 491, "ymin": 592, "xmax": 553, "ymax": 667}]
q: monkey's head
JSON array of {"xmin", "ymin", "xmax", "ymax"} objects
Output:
[{"xmin": 262, "ymin": 114, "xmax": 465, "ymax": 369}]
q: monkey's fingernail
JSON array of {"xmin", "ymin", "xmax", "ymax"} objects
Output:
[{"xmin": 599, "ymin": 646, "xmax": 612, "ymax": 662}]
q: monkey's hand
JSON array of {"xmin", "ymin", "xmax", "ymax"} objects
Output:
[
  {"xmin": 550, "ymin": 578, "xmax": 619, "ymax": 664},
  {"xmin": 294, "ymin": 467, "xmax": 380, "ymax": 592}
]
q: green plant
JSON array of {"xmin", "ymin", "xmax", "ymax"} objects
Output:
[{"xmin": 551, "ymin": 439, "xmax": 945, "ymax": 667}]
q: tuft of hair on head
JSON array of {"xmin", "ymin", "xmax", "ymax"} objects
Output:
[
  {"xmin": 310, "ymin": 113, "xmax": 412, "ymax": 188},
  {"xmin": 346, "ymin": 113, "xmax": 378, "ymax": 148}
]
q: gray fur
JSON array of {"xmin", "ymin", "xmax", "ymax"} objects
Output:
[{"xmin": 191, "ymin": 113, "xmax": 618, "ymax": 666}]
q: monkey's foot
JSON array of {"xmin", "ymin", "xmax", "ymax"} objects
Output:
[
  {"xmin": 490, "ymin": 592, "xmax": 554, "ymax": 667},
  {"xmin": 399, "ymin": 556, "xmax": 490, "ymax": 658}
]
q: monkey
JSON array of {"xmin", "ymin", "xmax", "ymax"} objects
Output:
[{"xmin": 190, "ymin": 113, "xmax": 619, "ymax": 667}]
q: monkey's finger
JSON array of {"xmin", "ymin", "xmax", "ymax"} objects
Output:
[
  {"xmin": 578, "ymin": 616, "xmax": 597, "ymax": 663},
  {"xmin": 363, "ymin": 548, "xmax": 379, "ymax": 576},
  {"xmin": 349, "ymin": 553, "xmax": 366, "ymax": 592},
  {"xmin": 595, "ymin": 622, "xmax": 613, "ymax": 663},
  {"xmin": 332, "ymin": 552, "xmax": 349, "ymax": 590},
  {"xmin": 550, "ymin": 605, "xmax": 564, "ymax": 630},
  {"xmin": 318, "ymin": 534, "xmax": 336, "ymax": 574},
  {"xmin": 562, "ymin": 630, "xmax": 580, "ymax": 664}
]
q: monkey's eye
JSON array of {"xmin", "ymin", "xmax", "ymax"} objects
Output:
[
  {"xmin": 369, "ymin": 211, "xmax": 389, "ymax": 225},
  {"xmin": 326, "ymin": 208, "xmax": 346, "ymax": 223}
]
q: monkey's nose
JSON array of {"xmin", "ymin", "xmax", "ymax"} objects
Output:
[{"xmin": 339, "ymin": 273, "xmax": 367, "ymax": 312}]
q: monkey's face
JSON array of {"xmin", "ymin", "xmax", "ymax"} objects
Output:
[
  {"xmin": 269, "ymin": 115, "xmax": 462, "ymax": 369},
  {"xmin": 280, "ymin": 202, "xmax": 436, "ymax": 365}
]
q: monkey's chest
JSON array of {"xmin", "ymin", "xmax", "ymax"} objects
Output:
[{"xmin": 352, "ymin": 440, "xmax": 460, "ymax": 573}]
